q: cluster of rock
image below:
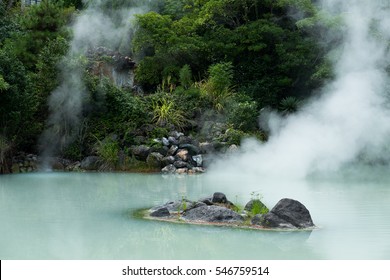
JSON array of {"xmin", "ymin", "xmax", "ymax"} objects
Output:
[
  {"xmin": 147, "ymin": 192, "xmax": 315, "ymax": 230},
  {"xmin": 131, "ymin": 131, "xmax": 210, "ymax": 174},
  {"xmin": 11, "ymin": 153, "xmax": 38, "ymax": 173}
]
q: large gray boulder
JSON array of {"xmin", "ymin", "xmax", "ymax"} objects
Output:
[
  {"xmin": 182, "ymin": 205, "xmax": 244, "ymax": 223},
  {"xmin": 146, "ymin": 152, "xmax": 164, "ymax": 168},
  {"xmin": 132, "ymin": 145, "xmax": 150, "ymax": 161},
  {"xmin": 260, "ymin": 198, "xmax": 314, "ymax": 229}
]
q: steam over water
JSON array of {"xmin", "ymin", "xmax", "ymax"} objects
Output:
[
  {"xmin": 39, "ymin": 1, "xmax": 153, "ymax": 162},
  {"xmin": 211, "ymin": 0, "xmax": 390, "ymax": 179}
]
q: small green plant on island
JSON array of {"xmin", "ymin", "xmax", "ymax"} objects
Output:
[
  {"xmin": 231, "ymin": 194, "xmax": 244, "ymax": 213},
  {"xmin": 250, "ymin": 191, "xmax": 269, "ymax": 216},
  {"xmin": 175, "ymin": 196, "xmax": 188, "ymax": 220}
]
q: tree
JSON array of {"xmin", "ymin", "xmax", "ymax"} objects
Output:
[{"xmin": 6, "ymin": 0, "xmax": 71, "ymax": 70}]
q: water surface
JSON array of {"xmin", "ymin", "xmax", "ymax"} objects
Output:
[{"xmin": 1, "ymin": 169, "xmax": 390, "ymax": 259}]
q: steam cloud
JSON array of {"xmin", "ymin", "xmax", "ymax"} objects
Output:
[
  {"xmin": 39, "ymin": 0, "xmax": 153, "ymax": 163},
  {"xmin": 211, "ymin": 0, "xmax": 390, "ymax": 179}
]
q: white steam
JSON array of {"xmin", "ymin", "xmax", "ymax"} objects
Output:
[
  {"xmin": 40, "ymin": 0, "xmax": 153, "ymax": 161},
  {"xmin": 211, "ymin": 0, "xmax": 390, "ymax": 179}
]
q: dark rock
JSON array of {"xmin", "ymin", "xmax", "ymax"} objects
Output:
[
  {"xmin": 173, "ymin": 160, "xmax": 188, "ymax": 168},
  {"xmin": 80, "ymin": 156, "xmax": 101, "ymax": 170},
  {"xmin": 150, "ymin": 146, "xmax": 168, "ymax": 157},
  {"xmin": 132, "ymin": 145, "xmax": 150, "ymax": 161},
  {"xmin": 182, "ymin": 205, "xmax": 244, "ymax": 223},
  {"xmin": 162, "ymin": 156, "xmax": 175, "ymax": 166},
  {"xmin": 178, "ymin": 135, "xmax": 193, "ymax": 145},
  {"xmin": 212, "ymin": 192, "xmax": 227, "ymax": 204},
  {"xmin": 161, "ymin": 164, "xmax": 176, "ymax": 174},
  {"xmin": 167, "ymin": 145, "xmax": 179, "ymax": 156},
  {"xmin": 150, "ymin": 207, "xmax": 170, "ymax": 217},
  {"xmin": 259, "ymin": 212, "xmax": 296, "ymax": 229},
  {"xmin": 151, "ymin": 199, "xmax": 195, "ymax": 214},
  {"xmin": 260, "ymin": 198, "xmax": 314, "ymax": 229},
  {"xmin": 199, "ymin": 197, "xmax": 213, "ymax": 205},
  {"xmin": 146, "ymin": 152, "xmax": 164, "ymax": 168},
  {"xmin": 178, "ymin": 144, "xmax": 200, "ymax": 155},
  {"xmin": 244, "ymin": 199, "xmax": 269, "ymax": 214},
  {"xmin": 168, "ymin": 136, "xmax": 179, "ymax": 146},
  {"xmin": 193, "ymin": 202, "xmax": 207, "ymax": 208}
]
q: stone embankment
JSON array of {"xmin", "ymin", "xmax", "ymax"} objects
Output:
[{"xmin": 9, "ymin": 131, "xmax": 237, "ymax": 174}]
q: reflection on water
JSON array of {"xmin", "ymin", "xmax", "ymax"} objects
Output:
[{"xmin": 0, "ymin": 170, "xmax": 389, "ymax": 259}]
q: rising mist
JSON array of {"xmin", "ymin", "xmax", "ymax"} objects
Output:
[
  {"xmin": 39, "ymin": 0, "xmax": 154, "ymax": 163},
  {"xmin": 210, "ymin": 0, "xmax": 390, "ymax": 179}
]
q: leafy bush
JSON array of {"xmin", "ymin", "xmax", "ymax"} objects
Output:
[
  {"xmin": 94, "ymin": 137, "xmax": 120, "ymax": 169},
  {"xmin": 217, "ymin": 127, "xmax": 249, "ymax": 146},
  {"xmin": 227, "ymin": 100, "xmax": 259, "ymax": 131},
  {"xmin": 199, "ymin": 62, "xmax": 235, "ymax": 112},
  {"xmin": 179, "ymin": 64, "xmax": 192, "ymax": 89}
]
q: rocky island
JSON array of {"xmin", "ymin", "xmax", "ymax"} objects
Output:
[{"xmin": 142, "ymin": 192, "xmax": 315, "ymax": 231}]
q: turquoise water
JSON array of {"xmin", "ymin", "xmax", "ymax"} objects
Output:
[{"xmin": 1, "ymin": 169, "xmax": 390, "ymax": 259}]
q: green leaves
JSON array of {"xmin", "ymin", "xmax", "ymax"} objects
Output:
[{"xmin": 0, "ymin": 75, "xmax": 9, "ymax": 91}]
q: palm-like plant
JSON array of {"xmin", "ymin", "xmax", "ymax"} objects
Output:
[
  {"xmin": 152, "ymin": 96, "xmax": 187, "ymax": 130},
  {"xmin": 279, "ymin": 96, "xmax": 302, "ymax": 114}
]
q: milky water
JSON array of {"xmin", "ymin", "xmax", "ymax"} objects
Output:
[{"xmin": 1, "ymin": 169, "xmax": 390, "ymax": 259}]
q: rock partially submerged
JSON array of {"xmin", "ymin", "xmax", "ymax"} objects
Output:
[
  {"xmin": 257, "ymin": 198, "xmax": 315, "ymax": 229},
  {"xmin": 182, "ymin": 205, "xmax": 244, "ymax": 223},
  {"xmin": 145, "ymin": 192, "xmax": 315, "ymax": 231}
]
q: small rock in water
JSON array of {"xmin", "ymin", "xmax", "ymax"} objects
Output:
[
  {"xmin": 182, "ymin": 205, "xmax": 244, "ymax": 223},
  {"xmin": 212, "ymin": 192, "xmax": 227, "ymax": 204},
  {"xmin": 150, "ymin": 207, "xmax": 170, "ymax": 217},
  {"xmin": 260, "ymin": 198, "xmax": 314, "ymax": 229}
]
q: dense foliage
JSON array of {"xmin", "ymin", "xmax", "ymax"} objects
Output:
[{"xmin": 0, "ymin": 0, "xmax": 336, "ymax": 172}]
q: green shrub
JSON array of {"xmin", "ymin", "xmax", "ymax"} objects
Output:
[
  {"xmin": 94, "ymin": 137, "xmax": 120, "ymax": 169},
  {"xmin": 179, "ymin": 64, "xmax": 192, "ymax": 89},
  {"xmin": 198, "ymin": 62, "xmax": 235, "ymax": 112},
  {"xmin": 217, "ymin": 127, "xmax": 249, "ymax": 146},
  {"xmin": 227, "ymin": 100, "xmax": 259, "ymax": 131}
]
